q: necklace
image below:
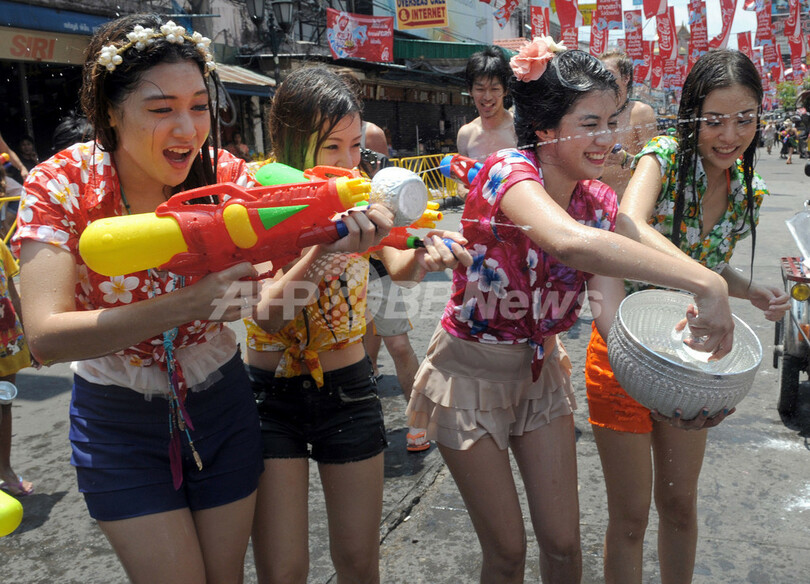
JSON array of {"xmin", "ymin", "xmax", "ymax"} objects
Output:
[{"xmin": 121, "ymin": 184, "xmax": 203, "ymax": 487}]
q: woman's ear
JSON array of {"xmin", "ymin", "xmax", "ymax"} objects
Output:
[{"xmin": 535, "ymin": 128, "xmax": 556, "ymax": 145}]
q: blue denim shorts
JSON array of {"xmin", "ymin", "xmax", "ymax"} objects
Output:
[
  {"xmin": 248, "ymin": 358, "xmax": 387, "ymax": 464},
  {"xmin": 70, "ymin": 351, "xmax": 264, "ymax": 521}
]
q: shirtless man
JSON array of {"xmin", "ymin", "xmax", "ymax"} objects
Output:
[
  {"xmin": 457, "ymin": 46, "xmax": 516, "ymax": 161},
  {"xmin": 455, "ymin": 47, "xmax": 516, "ymax": 199},
  {"xmin": 599, "ymin": 50, "xmax": 658, "ymax": 199}
]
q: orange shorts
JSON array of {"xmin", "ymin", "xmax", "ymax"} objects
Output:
[{"xmin": 585, "ymin": 323, "xmax": 653, "ymax": 434}]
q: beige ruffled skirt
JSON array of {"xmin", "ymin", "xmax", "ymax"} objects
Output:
[{"xmin": 406, "ymin": 326, "xmax": 576, "ymax": 451}]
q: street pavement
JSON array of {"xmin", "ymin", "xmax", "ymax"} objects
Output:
[{"xmin": 1, "ymin": 151, "xmax": 809, "ymax": 583}]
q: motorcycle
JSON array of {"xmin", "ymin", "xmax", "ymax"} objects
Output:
[{"xmin": 774, "ymin": 163, "xmax": 810, "ymax": 428}]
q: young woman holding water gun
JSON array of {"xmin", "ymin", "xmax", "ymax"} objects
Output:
[
  {"xmin": 11, "ymin": 14, "xmax": 385, "ymax": 582},
  {"xmin": 585, "ymin": 49, "xmax": 788, "ymax": 584},
  {"xmin": 246, "ymin": 66, "xmax": 471, "ymax": 583},
  {"xmin": 405, "ymin": 40, "xmax": 738, "ymax": 583}
]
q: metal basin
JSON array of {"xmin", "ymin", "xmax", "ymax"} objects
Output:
[{"xmin": 607, "ymin": 290, "xmax": 762, "ymax": 419}]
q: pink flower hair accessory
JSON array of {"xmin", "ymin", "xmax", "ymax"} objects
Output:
[{"xmin": 510, "ymin": 36, "xmax": 567, "ymax": 82}]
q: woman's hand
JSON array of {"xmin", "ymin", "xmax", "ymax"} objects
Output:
[
  {"xmin": 651, "ymin": 406, "xmax": 735, "ymax": 430},
  {"xmin": 192, "ymin": 262, "xmax": 261, "ymax": 322},
  {"xmin": 680, "ymin": 280, "xmax": 735, "ymax": 360},
  {"xmin": 320, "ymin": 203, "xmax": 393, "ymax": 255},
  {"xmin": 415, "ymin": 230, "xmax": 473, "ymax": 273},
  {"xmin": 747, "ymin": 284, "xmax": 789, "ymax": 322},
  {"xmin": 606, "ymin": 147, "xmax": 629, "ymax": 169}
]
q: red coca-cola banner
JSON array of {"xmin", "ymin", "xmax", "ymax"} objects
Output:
[
  {"xmin": 687, "ymin": 0, "xmax": 708, "ymax": 73},
  {"xmin": 642, "ymin": 0, "xmax": 667, "ymax": 20},
  {"xmin": 560, "ymin": 24, "xmax": 579, "ymax": 49},
  {"xmin": 634, "ymin": 40, "xmax": 652, "ymax": 85},
  {"xmin": 789, "ymin": 35, "xmax": 805, "ymax": 81},
  {"xmin": 590, "ymin": 8, "xmax": 608, "ymax": 56},
  {"xmin": 738, "ymin": 32, "xmax": 754, "ymax": 60},
  {"xmin": 770, "ymin": 42, "xmax": 784, "ymax": 83},
  {"xmin": 651, "ymin": 49, "xmax": 663, "ymax": 89},
  {"xmin": 530, "ymin": 5, "xmax": 550, "ymax": 38},
  {"xmin": 783, "ymin": 0, "xmax": 801, "ymax": 39},
  {"xmin": 755, "ymin": 0, "xmax": 774, "ymax": 47},
  {"xmin": 555, "ymin": 0, "xmax": 583, "ymax": 29},
  {"xmin": 656, "ymin": 7, "xmax": 676, "ymax": 60},
  {"xmin": 709, "ymin": 0, "xmax": 735, "ymax": 49},
  {"xmin": 326, "ymin": 9, "xmax": 393, "ymax": 62},
  {"xmin": 624, "ymin": 10, "xmax": 643, "ymax": 62},
  {"xmin": 596, "ymin": 0, "xmax": 623, "ymax": 30}
]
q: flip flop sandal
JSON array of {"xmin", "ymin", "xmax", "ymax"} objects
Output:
[{"xmin": 0, "ymin": 475, "xmax": 34, "ymax": 497}]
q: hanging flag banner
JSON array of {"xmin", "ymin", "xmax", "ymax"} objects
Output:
[
  {"xmin": 656, "ymin": 7, "xmax": 676, "ymax": 60},
  {"xmin": 590, "ymin": 8, "xmax": 608, "ymax": 56},
  {"xmin": 782, "ymin": 0, "xmax": 801, "ymax": 39},
  {"xmin": 625, "ymin": 10, "xmax": 643, "ymax": 62},
  {"xmin": 555, "ymin": 0, "xmax": 584, "ymax": 29},
  {"xmin": 755, "ymin": 0, "xmax": 774, "ymax": 47},
  {"xmin": 762, "ymin": 39, "xmax": 780, "ymax": 71},
  {"xmin": 708, "ymin": 0, "xmax": 735, "ymax": 49},
  {"xmin": 493, "ymin": 0, "xmax": 521, "ymax": 28},
  {"xmin": 687, "ymin": 0, "xmax": 708, "ymax": 72},
  {"xmin": 596, "ymin": 0, "xmax": 623, "ymax": 30},
  {"xmin": 651, "ymin": 50, "xmax": 663, "ymax": 89},
  {"xmin": 642, "ymin": 0, "xmax": 667, "ymax": 20},
  {"xmin": 663, "ymin": 57, "xmax": 680, "ymax": 90},
  {"xmin": 326, "ymin": 9, "xmax": 393, "ymax": 61},
  {"xmin": 394, "ymin": 0, "xmax": 448, "ymax": 29},
  {"xmin": 770, "ymin": 42, "xmax": 784, "ymax": 83},
  {"xmin": 530, "ymin": 5, "xmax": 551, "ymax": 37},
  {"xmin": 738, "ymin": 32, "xmax": 754, "ymax": 60},
  {"xmin": 752, "ymin": 47, "xmax": 769, "ymax": 90},
  {"xmin": 634, "ymin": 39, "xmax": 652, "ymax": 85},
  {"xmin": 560, "ymin": 24, "xmax": 579, "ymax": 48},
  {"xmin": 788, "ymin": 34, "xmax": 805, "ymax": 81}
]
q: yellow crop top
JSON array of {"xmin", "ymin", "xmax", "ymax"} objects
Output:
[{"xmin": 245, "ymin": 253, "xmax": 369, "ymax": 386}]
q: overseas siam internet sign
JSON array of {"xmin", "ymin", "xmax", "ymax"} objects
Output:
[{"xmin": 395, "ymin": 0, "xmax": 449, "ymax": 29}]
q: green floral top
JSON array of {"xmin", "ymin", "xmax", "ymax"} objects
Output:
[{"xmin": 632, "ymin": 135, "xmax": 765, "ymax": 274}]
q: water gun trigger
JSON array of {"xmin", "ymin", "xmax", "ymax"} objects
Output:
[{"xmin": 304, "ymin": 166, "xmax": 359, "ymax": 181}]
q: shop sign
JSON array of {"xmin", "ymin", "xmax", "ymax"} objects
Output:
[
  {"xmin": 0, "ymin": 27, "xmax": 89, "ymax": 64},
  {"xmin": 395, "ymin": 0, "xmax": 449, "ymax": 29}
]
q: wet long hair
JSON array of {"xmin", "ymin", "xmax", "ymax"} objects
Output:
[
  {"xmin": 268, "ymin": 66, "xmax": 362, "ymax": 170},
  {"xmin": 80, "ymin": 13, "xmax": 220, "ymax": 194},
  {"xmin": 510, "ymin": 50, "xmax": 619, "ymax": 149},
  {"xmin": 672, "ymin": 50, "xmax": 762, "ymax": 259}
]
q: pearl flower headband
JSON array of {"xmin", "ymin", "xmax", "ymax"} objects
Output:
[{"xmin": 96, "ymin": 21, "xmax": 216, "ymax": 74}]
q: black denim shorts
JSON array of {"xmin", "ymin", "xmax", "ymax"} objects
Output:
[{"xmin": 247, "ymin": 358, "xmax": 387, "ymax": 464}]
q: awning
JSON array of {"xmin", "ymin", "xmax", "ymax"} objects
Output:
[
  {"xmin": 216, "ymin": 64, "xmax": 276, "ymax": 98},
  {"xmin": 393, "ymin": 38, "xmax": 514, "ymax": 61}
]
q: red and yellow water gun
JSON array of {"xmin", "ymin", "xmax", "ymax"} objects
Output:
[
  {"xmin": 370, "ymin": 203, "xmax": 445, "ymax": 252},
  {"xmin": 79, "ymin": 167, "xmax": 369, "ymax": 278}
]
